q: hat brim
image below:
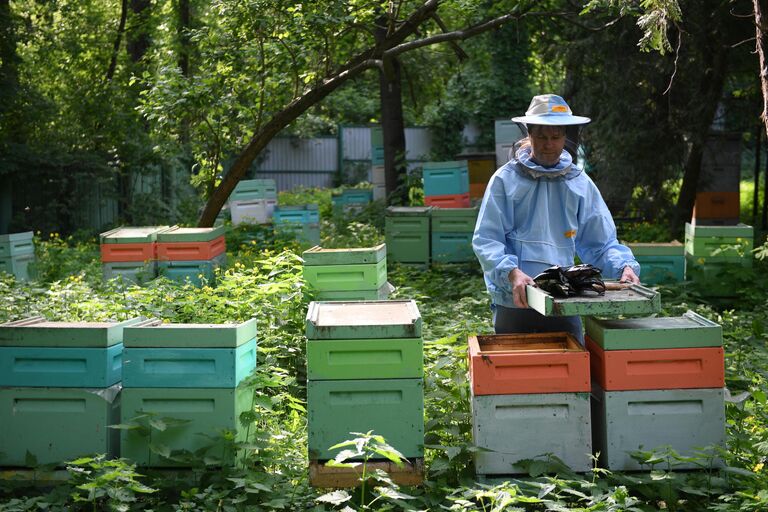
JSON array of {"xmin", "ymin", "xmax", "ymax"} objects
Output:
[{"xmin": 511, "ymin": 114, "xmax": 591, "ymax": 126}]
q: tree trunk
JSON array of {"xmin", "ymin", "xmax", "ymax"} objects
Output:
[
  {"xmin": 0, "ymin": 0, "xmax": 20, "ymax": 233},
  {"xmin": 378, "ymin": 57, "xmax": 408, "ymax": 204},
  {"xmin": 127, "ymin": 0, "xmax": 151, "ymax": 63},
  {"xmin": 673, "ymin": 37, "xmax": 729, "ymax": 229},
  {"xmin": 754, "ymin": 124, "xmax": 761, "ymax": 220},
  {"xmin": 106, "ymin": 0, "xmax": 128, "ymax": 80}
]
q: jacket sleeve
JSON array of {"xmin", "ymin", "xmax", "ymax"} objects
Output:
[
  {"xmin": 472, "ymin": 173, "xmax": 518, "ymax": 293},
  {"xmin": 574, "ymin": 181, "xmax": 640, "ymax": 279}
]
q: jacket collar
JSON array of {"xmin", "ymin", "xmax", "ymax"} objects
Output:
[{"xmin": 514, "ymin": 147, "xmax": 578, "ymax": 179}]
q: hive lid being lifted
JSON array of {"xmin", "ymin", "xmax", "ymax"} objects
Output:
[
  {"xmin": 585, "ymin": 311, "xmax": 722, "ymax": 349},
  {"xmin": 302, "ymin": 244, "xmax": 386, "ymax": 266},
  {"xmin": 0, "ymin": 317, "xmax": 145, "ymax": 347},
  {"xmin": 306, "ymin": 300, "xmax": 422, "ymax": 339},
  {"xmin": 156, "ymin": 226, "xmax": 227, "ymax": 242},
  {"xmin": 122, "ymin": 318, "xmax": 257, "ymax": 348},
  {"xmin": 525, "ymin": 283, "xmax": 660, "ymax": 317},
  {"xmin": 100, "ymin": 226, "xmax": 170, "ymax": 244}
]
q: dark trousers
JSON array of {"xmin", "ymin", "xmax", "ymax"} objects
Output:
[{"xmin": 492, "ymin": 304, "xmax": 584, "ymax": 344}]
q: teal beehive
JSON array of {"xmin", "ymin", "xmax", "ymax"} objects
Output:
[
  {"xmin": 120, "ymin": 385, "xmax": 253, "ymax": 467},
  {"xmin": 422, "ymin": 161, "xmax": 469, "ymax": 196},
  {"xmin": 230, "ymin": 179, "xmax": 278, "ymax": 201},
  {"xmin": 307, "ymin": 378, "xmax": 424, "ymax": 460},
  {"xmin": 0, "ymin": 253, "xmax": 35, "ymax": 281},
  {"xmin": 123, "ymin": 318, "xmax": 257, "ymax": 348},
  {"xmin": 273, "ymin": 204, "xmax": 320, "ymax": 224},
  {"xmin": 591, "ymin": 385, "xmax": 725, "ymax": 470},
  {"xmin": 122, "ymin": 338, "xmax": 256, "ymax": 388},
  {"xmin": 431, "ymin": 232, "xmax": 474, "ymax": 263},
  {"xmin": 306, "ymin": 337, "xmax": 423, "ymax": 380},
  {"xmin": 0, "ymin": 317, "xmax": 143, "ymax": 348},
  {"xmin": 472, "ymin": 392, "xmax": 593, "ymax": 475},
  {"xmin": 0, "ymin": 231, "xmax": 34, "ymax": 259},
  {"xmin": 306, "ymin": 300, "xmax": 422, "ymax": 340},
  {"xmin": 585, "ymin": 311, "xmax": 722, "ymax": 350},
  {"xmin": 635, "ymin": 255, "xmax": 685, "ymax": 284},
  {"xmin": 0, "ymin": 384, "xmax": 120, "ymax": 466},
  {"xmin": 157, "ymin": 253, "xmax": 226, "ymax": 286},
  {"xmin": 0, "ymin": 344, "xmax": 123, "ymax": 387},
  {"xmin": 431, "ymin": 207, "xmax": 478, "ymax": 233},
  {"xmin": 103, "ymin": 261, "xmax": 157, "ymax": 284}
]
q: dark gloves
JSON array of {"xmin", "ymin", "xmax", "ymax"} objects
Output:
[{"xmin": 533, "ymin": 264, "xmax": 606, "ymax": 297}]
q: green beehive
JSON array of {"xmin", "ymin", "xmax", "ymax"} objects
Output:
[
  {"xmin": 585, "ymin": 311, "xmax": 722, "ymax": 350},
  {"xmin": 307, "ymin": 378, "xmax": 424, "ymax": 460},
  {"xmin": 0, "ymin": 385, "xmax": 120, "ymax": 466},
  {"xmin": 0, "ymin": 317, "xmax": 144, "ymax": 348},
  {"xmin": 302, "ymin": 244, "xmax": 386, "ymax": 266},
  {"xmin": 385, "ymin": 207, "xmax": 432, "ymax": 264},
  {"xmin": 123, "ymin": 318, "xmax": 257, "ymax": 348},
  {"xmin": 0, "ymin": 231, "xmax": 34, "ymax": 259},
  {"xmin": 100, "ymin": 226, "xmax": 169, "ymax": 244},
  {"xmin": 306, "ymin": 300, "xmax": 422, "ymax": 340},
  {"xmin": 303, "ymin": 259, "xmax": 387, "ymax": 292},
  {"xmin": 431, "ymin": 207, "xmax": 478, "ymax": 233},
  {"xmin": 684, "ymin": 222, "xmax": 753, "ymax": 264},
  {"xmin": 312, "ymin": 282, "xmax": 394, "ymax": 301},
  {"xmin": 684, "ymin": 256, "xmax": 741, "ymax": 297},
  {"xmin": 307, "ymin": 337, "xmax": 423, "ymax": 380},
  {"xmin": 156, "ymin": 225, "xmax": 226, "ymax": 242},
  {"xmin": 120, "ymin": 385, "xmax": 253, "ymax": 467}
]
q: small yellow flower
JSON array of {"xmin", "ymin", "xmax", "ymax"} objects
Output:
[{"xmin": 754, "ymin": 462, "xmax": 764, "ymax": 472}]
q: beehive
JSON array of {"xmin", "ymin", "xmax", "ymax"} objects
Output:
[
  {"xmin": 385, "ymin": 207, "xmax": 431, "ymax": 264},
  {"xmin": 591, "ymin": 385, "xmax": 725, "ymax": 470}
]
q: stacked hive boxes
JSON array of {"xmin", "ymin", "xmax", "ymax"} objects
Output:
[
  {"xmin": 302, "ymin": 244, "xmax": 392, "ymax": 300},
  {"xmin": 385, "ymin": 206, "xmax": 432, "ymax": 265},
  {"xmin": 156, "ymin": 226, "xmax": 227, "ymax": 287},
  {"xmin": 273, "ymin": 204, "xmax": 320, "ymax": 246},
  {"xmin": 306, "ymin": 300, "xmax": 424, "ymax": 476},
  {"xmin": 468, "ymin": 333, "xmax": 592, "ymax": 476},
  {"xmin": 458, "ymin": 153, "xmax": 496, "ymax": 201},
  {"xmin": 684, "ymin": 222, "xmax": 753, "ymax": 298},
  {"xmin": 422, "ymin": 161, "xmax": 470, "ymax": 208},
  {"xmin": 229, "ymin": 179, "xmax": 279, "ymax": 225},
  {"xmin": 626, "ymin": 241, "xmax": 685, "ymax": 285},
  {"xmin": 0, "ymin": 317, "xmax": 140, "ymax": 466},
  {"xmin": 100, "ymin": 226, "xmax": 168, "ymax": 284},
  {"xmin": 0, "ymin": 231, "xmax": 34, "ymax": 281},
  {"xmin": 585, "ymin": 312, "xmax": 726, "ymax": 470},
  {"xmin": 120, "ymin": 319, "xmax": 257, "ymax": 467},
  {"xmin": 431, "ymin": 207, "xmax": 478, "ymax": 263},
  {"xmin": 693, "ymin": 134, "xmax": 741, "ymax": 225},
  {"xmin": 331, "ymin": 188, "xmax": 373, "ymax": 214},
  {"xmin": 371, "ymin": 126, "xmax": 385, "ymax": 200},
  {"xmin": 494, "ymin": 120, "xmax": 525, "ymax": 168}
]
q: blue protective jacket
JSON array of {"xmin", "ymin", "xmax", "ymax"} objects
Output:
[{"xmin": 472, "ymin": 147, "xmax": 640, "ymax": 308}]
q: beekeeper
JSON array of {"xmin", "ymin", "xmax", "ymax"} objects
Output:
[{"xmin": 472, "ymin": 94, "xmax": 640, "ymax": 341}]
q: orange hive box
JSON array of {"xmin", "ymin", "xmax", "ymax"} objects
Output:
[
  {"xmin": 424, "ymin": 192, "xmax": 471, "ymax": 209},
  {"xmin": 469, "ymin": 182, "xmax": 487, "ymax": 200},
  {"xmin": 156, "ymin": 236, "xmax": 226, "ymax": 261},
  {"xmin": 692, "ymin": 191, "xmax": 740, "ymax": 220},
  {"xmin": 468, "ymin": 332, "xmax": 590, "ymax": 395},
  {"xmin": 100, "ymin": 243, "xmax": 155, "ymax": 263},
  {"xmin": 585, "ymin": 336, "xmax": 724, "ymax": 391}
]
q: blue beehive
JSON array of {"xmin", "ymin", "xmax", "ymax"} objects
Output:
[
  {"xmin": 157, "ymin": 253, "xmax": 227, "ymax": 287},
  {"xmin": 422, "ymin": 161, "xmax": 469, "ymax": 196},
  {"xmin": 0, "ymin": 344, "xmax": 123, "ymax": 388}
]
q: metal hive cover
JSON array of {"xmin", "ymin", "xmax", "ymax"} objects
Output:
[
  {"xmin": 156, "ymin": 226, "xmax": 226, "ymax": 242},
  {"xmin": 0, "ymin": 317, "xmax": 144, "ymax": 347},
  {"xmin": 306, "ymin": 300, "xmax": 422, "ymax": 339},
  {"xmin": 122, "ymin": 318, "xmax": 257, "ymax": 348},
  {"xmin": 302, "ymin": 244, "xmax": 386, "ymax": 266},
  {"xmin": 100, "ymin": 226, "xmax": 169, "ymax": 244}
]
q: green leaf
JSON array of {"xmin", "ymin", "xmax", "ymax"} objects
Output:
[
  {"xmin": 315, "ymin": 489, "xmax": 352, "ymax": 505},
  {"xmin": 149, "ymin": 443, "xmax": 171, "ymax": 459}
]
